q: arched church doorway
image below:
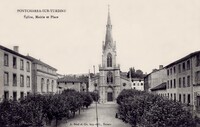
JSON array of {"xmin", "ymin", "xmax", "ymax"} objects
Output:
[{"xmin": 107, "ymin": 87, "xmax": 113, "ymax": 102}]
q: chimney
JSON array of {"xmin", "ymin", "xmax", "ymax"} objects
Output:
[
  {"xmin": 152, "ymin": 69, "xmax": 157, "ymax": 72},
  {"xmin": 13, "ymin": 46, "xmax": 19, "ymax": 53},
  {"xmin": 159, "ymin": 65, "xmax": 163, "ymax": 69}
]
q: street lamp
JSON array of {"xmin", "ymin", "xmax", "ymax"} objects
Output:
[
  {"xmin": 94, "ymin": 83, "xmax": 99, "ymax": 127},
  {"xmin": 93, "ymin": 65, "xmax": 99, "ymax": 127}
]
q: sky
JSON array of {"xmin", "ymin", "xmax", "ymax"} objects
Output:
[{"xmin": 0, "ymin": 0, "xmax": 200, "ymax": 75}]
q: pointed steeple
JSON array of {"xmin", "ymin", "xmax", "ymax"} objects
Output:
[
  {"xmin": 105, "ymin": 5, "xmax": 113, "ymax": 49},
  {"xmin": 107, "ymin": 5, "xmax": 111, "ymax": 26}
]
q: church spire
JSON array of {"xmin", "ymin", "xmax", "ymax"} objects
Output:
[
  {"xmin": 107, "ymin": 5, "xmax": 111, "ymax": 26},
  {"xmin": 105, "ymin": 5, "xmax": 113, "ymax": 49}
]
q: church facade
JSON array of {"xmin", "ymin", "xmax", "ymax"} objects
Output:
[{"xmin": 89, "ymin": 10, "xmax": 131, "ymax": 103}]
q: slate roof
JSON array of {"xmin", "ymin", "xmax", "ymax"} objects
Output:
[
  {"xmin": 144, "ymin": 68, "xmax": 165, "ymax": 77},
  {"xmin": 120, "ymin": 75, "xmax": 129, "ymax": 81},
  {"xmin": 120, "ymin": 72, "xmax": 144, "ymax": 81},
  {"xmin": 57, "ymin": 76, "xmax": 82, "ymax": 83},
  {"xmin": 131, "ymin": 78, "xmax": 144, "ymax": 81},
  {"xmin": 0, "ymin": 45, "xmax": 31, "ymax": 61},
  {"xmin": 165, "ymin": 50, "xmax": 200, "ymax": 68},
  {"xmin": 26, "ymin": 55, "xmax": 57, "ymax": 71},
  {"xmin": 90, "ymin": 73, "xmax": 100, "ymax": 80},
  {"xmin": 120, "ymin": 72, "xmax": 127, "ymax": 77},
  {"xmin": 151, "ymin": 82, "xmax": 166, "ymax": 91}
]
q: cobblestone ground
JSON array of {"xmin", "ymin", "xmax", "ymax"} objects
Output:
[{"xmin": 57, "ymin": 103, "xmax": 131, "ymax": 127}]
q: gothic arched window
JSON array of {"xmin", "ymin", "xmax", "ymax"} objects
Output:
[
  {"xmin": 107, "ymin": 71, "xmax": 113, "ymax": 84},
  {"xmin": 107, "ymin": 53, "xmax": 112, "ymax": 67}
]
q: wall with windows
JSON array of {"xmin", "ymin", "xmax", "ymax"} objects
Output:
[
  {"xmin": 0, "ymin": 48, "xmax": 32, "ymax": 101},
  {"xmin": 192, "ymin": 53, "xmax": 200, "ymax": 110},
  {"xmin": 101, "ymin": 50, "xmax": 117, "ymax": 69},
  {"xmin": 89, "ymin": 72, "xmax": 131, "ymax": 103},
  {"xmin": 165, "ymin": 52, "xmax": 200, "ymax": 109},
  {"xmin": 131, "ymin": 78, "xmax": 144, "ymax": 91},
  {"xmin": 152, "ymin": 89, "xmax": 167, "ymax": 98},
  {"xmin": 36, "ymin": 72, "xmax": 57, "ymax": 94},
  {"xmin": 120, "ymin": 78, "xmax": 131, "ymax": 90},
  {"xmin": 57, "ymin": 81, "xmax": 86, "ymax": 93},
  {"xmin": 193, "ymin": 53, "xmax": 200, "ymax": 86},
  {"xmin": 145, "ymin": 68, "xmax": 167, "ymax": 92},
  {"xmin": 88, "ymin": 76, "xmax": 99, "ymax": 92},
  {"xmin": 31, "ymin": 63, "xmax": 57, "ymax": 94},
  {"xmin": 166, "ymin": 57, "xmax": 192, "ymax": 105}
]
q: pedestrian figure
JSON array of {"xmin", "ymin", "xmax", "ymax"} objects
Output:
[{"xmin": 115, "ymin": 113, "xmax": 118, "ymax": 118}]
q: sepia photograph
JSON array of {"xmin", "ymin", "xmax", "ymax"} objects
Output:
[{"xmin": 0, "ymin": 0, "xmax": 200, "ymax": 127}]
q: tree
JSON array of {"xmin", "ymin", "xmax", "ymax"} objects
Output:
[
  {"xmin": 20, "ymin": 94, "xmax": 45, "ymax": 127},
  {"xmin": 80, "ymin": 92, "xmax": 93, "ymax": 108},
  {"xmin": 135, "ymin": 69, "xmax": 143, "ymax": 76},
  {"xmin": 127, "ymin": 67, "xmax": 135, "ymax": 78},
  {"xmin": 127, "ymin": 67, "xmax": 145, "ymax": 78},
  {"xmin": 117, "ymin": 89, "xmax": 196, "ymax": 127},
  {"xmin": 0, "ymin": 90, "xmax": 93, "ymax": 127},
  {"xmin": 89, "ymin": 73, "xmax": 95, "ymax": 78},
  {"xmin": 78, "ymin": 75, "xmax": 89, "ymax": 92},
  {"xmin": 61, "ymin": 89, "xmax": 83, "ymax": 118},
  {"xmin": 89, "ymin": 92, "xmax": 100, "ymax": 102}
]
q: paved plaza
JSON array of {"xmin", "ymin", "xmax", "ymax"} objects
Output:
[{"xmin": 57, "ymin": 103, "xmax": 131, "ymax": 127}]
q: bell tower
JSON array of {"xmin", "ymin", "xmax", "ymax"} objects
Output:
[
  {"xmin": 99, "ymin": 6, "xmax": 121, "ymax": 103},
  {"xmin": 102, "ymin": 5, "xmax": 117, "ymax": 69}
]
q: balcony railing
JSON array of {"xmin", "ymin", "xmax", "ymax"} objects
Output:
[{"xmin": 99, "ymin": 64, "xmax": 120, "ymax": 70}]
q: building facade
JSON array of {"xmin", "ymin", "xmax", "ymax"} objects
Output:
[
  {"xmin": 0, "ymin": 46, "xmax": 32, "ymax": 101},
  {"xmin": 144, "ymin": 65, "xmax": 167, "ymax": 92},
  {"xmin": 27, "ymin": 56, "xmax": 57, "ymax": 94},
  {"xmin": 193, "ymin": 52, "xmax": 200, "ymax": 111},
  {"xmin": 150, "ymin": 82, "xmax": 167, "ymax": 97},
  {"xmin": 131, "ymin": 78, "xmax": 144, "ymax": 91},
  {"xmin": 89, "ymin": 10, "xmax": 131, "ymax": 103},
  {"xmin": 57, "ymin": 76, "xmax": 86, "ymax": 93},
  {"xmin": 165, "ymin": 51, "xmax": 200, "ymax": 111}
]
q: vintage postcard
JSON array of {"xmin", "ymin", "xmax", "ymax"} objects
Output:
[{"xmin": 0, "ymin": 0, "xmax": 200, "ymax": 127}]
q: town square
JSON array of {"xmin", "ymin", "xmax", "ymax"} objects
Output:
[{"xmin": 0, "ymin": 0, "xmax": 200, "ymax": 127}]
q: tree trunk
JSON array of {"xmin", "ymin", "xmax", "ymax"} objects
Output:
[
  {"xmin": 73, "ymin": 111, "xmax": 75, "ymax": 118},
  {"xmin": 56, "ymin": 119, "xmax": 58, "ymax": 127},
  {"xmin": 49, "ymin": 119, "xmax": 52, "ymax": 126}
]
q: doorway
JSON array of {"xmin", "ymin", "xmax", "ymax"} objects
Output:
[{"xmin": 107, "ymin": 92, "xmax": 113, "ymax": 102}]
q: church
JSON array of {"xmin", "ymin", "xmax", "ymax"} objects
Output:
[{"xmin": 89, "ymin": 9, "xmax": 132, "ymax": 103}]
